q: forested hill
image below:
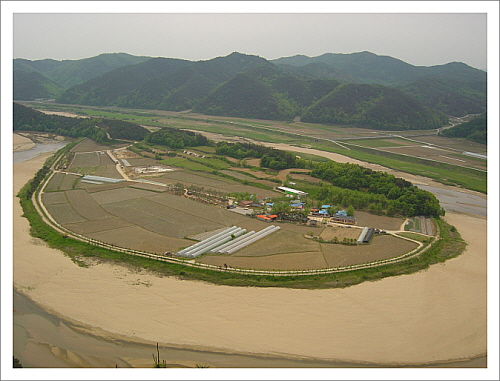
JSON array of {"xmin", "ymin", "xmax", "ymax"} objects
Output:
[
  {"xmin": 14, "ymin": 70, "xmax": 64, "ymax": 100},
  {"xmin": 13, "ymin": 103, "xmax": 149, "ymax": 142},
  {"xmin": 439, "ymin": 113, "xmax": 487, "ymax": 144},
  {"xmin": 272, "ymin": 52, "xmax": 486, "ymax": 117},
  {"xmin": 56, "ymin": 52, "xmax": 267, "ymax": 108},
  {"xmin": 301, "ymin": 84, "xmax": 448, "ymax": 130}
]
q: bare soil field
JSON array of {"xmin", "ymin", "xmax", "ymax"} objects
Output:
[
  {"xmin": 102, "ymin": 197, "xmax": 223, "ymax": 238},
  {"xmin": 354, "ymin": 211, "xmax": 405, "ymax": 230},
  {"xmin": 160, "ymin": 170, "xmax": 236, "ymax": 188},
  {"xmin": 125, "ymin": 157, "xmax": 159, "ymax": 166},
  {"xmin": 65, "ymin": 189, "xmax": 112, "ymax": 220},
  {"xmin": 84, "ymin": 181, "xmax": 135, "ymax": 193},
  {"xmin": 157, "ymin": 170, "xmax": 279, "ymax": 198},
  {"xmin": 86, "ymin": 225, "xmax": 190, "ymax": 254},
  {"xmin": 41, "ymin": 191, "xmax": 68, "ymax": 205},
  {"xmin": 70, "ymin": 138, "xmax": 120, "ymax": 153},
  {"xmin": 232, "ymin": 230, "xmax": 320, "ymax": 257},
  {"xmin": 98, "ymin": 152, "xmax": 116, "ymax": 166},
  {"xmin": 44, "ymin": 173, "xmax": 66, "ymax": 192},
  {"xmin": 89, "ymin": 186, "xmax": 156, "ymax": 205},
  {"xmin": 320, "ymin": 225, "xmax": 361, "ymax": 241},
  {"xmin": 70, "ymin": 152, "xmax": 100, "ymax": 168},
  {"xmin": 46, "ymin": 202, "xmax": 87, "ymax": 225},
  {"xmin": 200, "ymin": 251, "xmax": 328, "ymax": 271},
  {"xmin": 45, "ymin": 172, "xmax": 77, "ymax": 192},
  {"xmin": 321, "ymin": 234, "xmax": 418, "ymax": 268},
  {"xmin": 59, "ymin": 174, "xmax": 80, "ymax": 191},
  {"xmin": 114, "ymin": 150, "xmax": 140, "ymax": 159},
  {"xmin": 64, "ymin": 217, "xmax": 134, "ymax": 235},
  {"xmin": 128, "ymin": 182, "xmax": 169, "ymax": 192}
]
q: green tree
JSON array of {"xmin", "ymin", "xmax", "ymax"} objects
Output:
[{"xmin": 347, "ymin": 205, "xmax": 355, "ymax": 216}]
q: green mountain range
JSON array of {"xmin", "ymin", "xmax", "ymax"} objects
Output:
[
  {"xmin": 13, "ymin": 51, "xmax": 487, "ymax": 128},
  {"xmin": 14, "ymin": 52, "xmax": 151, "ymax": 89}
]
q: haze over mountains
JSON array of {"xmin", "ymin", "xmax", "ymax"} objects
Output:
[{"xmin": 14, "ymin": 51, "xmax": 487, "ymax": 130}]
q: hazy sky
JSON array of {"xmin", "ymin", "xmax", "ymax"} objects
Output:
[{"xmin": 5, "ymin": 2, "xmax": 495, "ymax": 71}]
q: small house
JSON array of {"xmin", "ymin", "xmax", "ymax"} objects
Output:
[{"xmin": 238, "ymin": 200, "xmax": 253, "ymax": 208}]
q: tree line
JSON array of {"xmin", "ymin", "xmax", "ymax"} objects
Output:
[
  {"xmin": 144, "ymin": 126, "xmax": 211, "ymax": 149},
  {"xmin": 13, "ymin": 103, "xmax": 149, "ymax": 143}
]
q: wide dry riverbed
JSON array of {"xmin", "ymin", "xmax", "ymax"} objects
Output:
[{"xmin": 8, "ymin": 134, "xmax": 491, "ymax": 377}]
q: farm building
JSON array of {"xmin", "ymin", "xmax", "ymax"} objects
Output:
[
  {"xmin": 238, "ymin": 200, "xmax": 254, "ymax": 208},
  {"xmin": 311, "ymin": 210, "xmax": 329, "ymax": 217},
  {"xmin": 330, "ymin": 215, "xmax": 356, "ymax": 225},
  {"xmin": 256, "ymin": 214, "xmax": 278, "ymax": 222},
  {"xmin": 363, "ymin": 228, "xmax": 375, "ymax": 243},
  {"xmin": 276, "ymin": 186, "xmax": 308, "ymax": 198}
]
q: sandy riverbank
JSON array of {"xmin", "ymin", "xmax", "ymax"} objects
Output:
[
  {"xmin": 13, "ymin": 133, "xmax": 36, "ymax": 152},
  {"xmin": 11, "ymin": 151, "xmax": 488, "ymax": 369}
]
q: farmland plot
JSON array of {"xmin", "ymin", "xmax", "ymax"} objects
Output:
[
  {"xmin": 46, "ymin": 203, "xmax": 87, "ymax": 225},
  {"xmin": 42, "ymin": 192, "xmax": 68, "ymax": 205},
  {"xmin": 125, "ymin": 157, "xmax": 158, "ymax": 166},
  {"xmin": 160, "ymin": 170, "xmax": 236, "ymax": 188},
  {"xmin": 87, "ymin": 225, "xmax": 190, "ymax": 254},
  {"xmin": 44, "ymin": 172, "xmax": 65, "ymax": 192},
  {"xmin": 128, "ymin": 183, "xmax": 168, "ymax": 192},
  {"xmin": 84, "ymin": 181, "xmax": 135, "ymax": 193},
  {"xmin": 354, "ymin": 211, "xmax": 404, "ymax": 230},
  {"xmin": 102, "ymin": 198, "xmax": 223, "ymax": 237},
  {"xmin": 232, "ymin": 230, "xmax": 320, "ymax": 257},
  {"xmin": 145, "ymin": 192, "xmax": 249, "ymax": 226},
  {"xmin": 70, "ymin": 152, "xmax": 100, "ymax": 168},
  {"xmin": 93, "ymin": 164, "xmax": 122, "ymax": 179},
  {"xmin": 65, "ymin": 189, "xmax": 112, "ymax": 220},
  {"xmin": 70, "ymin": 138, "xmax": 113, "ymax": 153},
  {"xmin": 217, "ymin": 184, "xmax": 278, "ymax": 198},
  {"xmin": 321, "ymin": 234, "xmax": 418, "ymax": 268},
  {"xmin": 89, "ymin": 187, "xmax": 159, "ymax": 205},
  {"xmin": 64, "ymin": 217, "xmax": 134, "ymax": 235},
  {"xmin": 199, "ymin": 251, "xmax": 328, "ymax": 271},
  {"xmin": 98, "ymin": 152, "xmax": 115, "ymax": 166},
  {"xmin": 220, "ymin": 169, "xmax": 255, "ymax": 181},
  {"xmin": 59, "ymin": 174, "xmax": 80, "ymax": 191},
  {"xmin": 320, "ymin": 225, "xmax": 361, "ymax": 241}
]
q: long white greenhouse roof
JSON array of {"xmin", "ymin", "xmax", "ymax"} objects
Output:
[{"xmin": 82, "ymin": 175, "xmax": 124, "ymax": 183}]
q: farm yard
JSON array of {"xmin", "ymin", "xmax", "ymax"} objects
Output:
[{"xmin": 37, "ymin": 137, "xmax": 433, "ymax": 271}]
